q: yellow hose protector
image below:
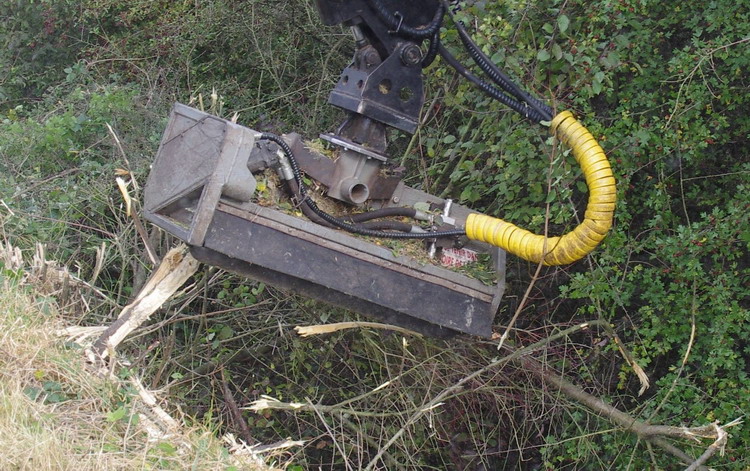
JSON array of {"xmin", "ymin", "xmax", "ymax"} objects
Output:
[{"xmin": 465, "ymin": 111, "xmax": 616, "ymax": 265}]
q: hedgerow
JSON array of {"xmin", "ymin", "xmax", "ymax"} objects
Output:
[{"xmin": 1, "ymin": 0, "xmax": 748, "ymax": 468}]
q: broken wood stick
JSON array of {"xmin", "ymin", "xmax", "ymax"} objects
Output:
[
  {"xmin": 295, "ymin": 321, "xmax": 422, "ymax": 338},
  {"xmin": 91, "ymin": 244, "xmax": 199, "ymax": 360}
]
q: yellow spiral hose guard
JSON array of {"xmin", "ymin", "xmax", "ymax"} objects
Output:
[{"xmin": 465, "ymin": 111, "xmax": 616, "ymax": 265}]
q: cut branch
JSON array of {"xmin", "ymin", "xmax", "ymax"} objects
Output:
[
  {"xmin": 684, "ymin": 423, "xmax": 729, "ymax": 471},
  {"xmin": 91, "ymin": 244, "xmax": 199, "ymax": 360},
  {"xmin": 516, "ymin": 356, "xmax": 740, "ymax": 469}
]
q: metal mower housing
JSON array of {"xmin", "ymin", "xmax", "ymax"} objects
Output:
[{"xmin": 143, "ymin": 104, "xmax": 505, "ymax": 337}]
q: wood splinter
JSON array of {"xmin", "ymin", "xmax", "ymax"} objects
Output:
[{"xmin": 90, "ymin": 244, "xmax": 200, "ymax": 362}]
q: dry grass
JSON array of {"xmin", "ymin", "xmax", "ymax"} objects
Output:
[{"xmin": 0, "ymin": 274, "xmax": 269, "ymax": 471}]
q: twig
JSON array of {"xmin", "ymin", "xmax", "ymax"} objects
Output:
[
  {"xmin": 115, "ymin": 176, "xmax": 159, "ymax": 265},
  {"xmin": 108, "ymin": 123, "xmax": 158, "ymax": 264},
  {"xmin": 224, "ymin": 433, "xmax": 304, "ymax": 457},
  {"xmin": 89, "ymin": 242, "xmax": 107, "ymax": 286},
  {"xmin": 7, "ymin": 209, "xmax": 117, "ymax": 238},
  {"xmin": 341, "ymin": 416, "xmax": 406, "ymax": 471},
  {"xmin": 648, "ymin": 280, "xmax": 698, "ymax": 418},
  {"xmin": 497, "ymin": 127, "xmax": 558, "ymax": 350},
  {"xmin": 10, "ymin": 167, "xmax": 81, "ymax": 200},
  {"xmin": 684, "ymin": 420, "xmax": 741, "ymax": 471},
  {"xmin": 248, "ymin": 395, "xmax": 412, "ymax": 419},
  {"xmin": 221, "ymin": 368, "xmax": 256, "ymax": 445},
  {"xmin": 517, "ymin": 355, "xmax": 741, "ymax": 469},
  {"xmin": 0, "ymin": 199, "xmax": 17, "ymax": 217},
  {"xmin": 663, "ymin": 36, "xmax": 750, "ymax": 129},
  {"xmin": 399, "ymin": 87, "xmax": 445, "ymax": 168},
  {"xmin": 130, "ymin": 375, "xmax": 181, "ymax": 435},
  {"xmin": 307, "ymin": 399, "xmax": 354, "ymax": 471},
  {"xmin": 362, "ymin": 320, "xmax": 607, "ymax": 471},
  {"xmin": 106, "ymin": 123, "xmax": 132, "ymax": 175},
  {"xmin": 295, "ymin": 321, "xmax": 423, "ymax": 338},
  {"xmin": 168, "ymin": 344, "xmax": 273, "ymax": 388}
]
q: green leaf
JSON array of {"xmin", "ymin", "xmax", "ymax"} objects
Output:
[
  {"xmin": 552, "ymin": 43, "xmax": 563, "ymax": 60},
  {"xmin": 24, "ymin": 386, "xmax": 42, "ymax": 401},
  {"xmin": 545, "ymin": 189, "xmax": 557, "ymax": 203},
  {"xmin": 557, "ymin": 15, "xmax": 570, "ymax": 33},
  {"xmin": 537, "ymin": 49, "xmax": 551, "ymax": 62},
  {"xmin": 44, "ymin": 392, "xmax": 68, "ymax": 404},
  {"xmin": 592, "ymin": 79, "xmax": 603, "ymax": 95},
  {"xmin": 107, "ymin": 407, "xmax": 128, "ymax": 422},
  {"xmin": 155, "ymin": 442, "xmax": 177, "ymax": 455},
  {"xmin": 218, "ymin": 325, "xmax": 234, "ymax": 340}
]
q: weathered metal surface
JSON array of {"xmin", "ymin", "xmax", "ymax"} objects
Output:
[
  {"xmin": 189, "ymin": 247, "xmax": 457, "ymax": 338},
  {"xmin": 288, "ymin": 133, "xmax": 402, "ymax": 201},
  {"xmin": 191, "ymin": 211, "xmax": 490, "ymax": 337},
  {"xmin": 144, "ymin": 103, "xmax": 257, "ymax": 245},
  {"xmin": 216, "ymin": 202, "xmax": 493, "ymax": 301},
  {"xmin": 329, "ymin": 50, "xmax": 424, "ymax": 133},
  {"xmin": 313, "ymin": 0, "xmax": 434, "ymax": 132}
]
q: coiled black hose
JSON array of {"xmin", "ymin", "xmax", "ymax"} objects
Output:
[
  {"xmin": 364, "ymin": 0, "xmax": 551, "ymax": 122},
  {"xmin": 259, "ymin": 133, "xmax": 465, "ymax": 240},
  {"xmin": 438, "ymin": 45, "xmax": 548, "ymax": 123},
  {"xmin": 366, "ymin": 0, "xmax": 445, "ymax": 39}
]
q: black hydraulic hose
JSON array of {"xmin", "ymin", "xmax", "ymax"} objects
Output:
[
  {"xmin": 366, "ymin": 0, "xmax": 445, "ymax": 39},
  {"xmin": 358, "ymin": 220, "xmax": 415, "ymax": 232},
  {"xmin": 345, "ymin": 207, "xmax": 418, "ymax": 223},
  {"xmin": 443, "ymin": 1, "xmax": 553, "ymax": 122},
  {"xmin": 310, "ymin": 206, "xmax": 464, "ymax": 240},
  {"xmin": 284, "ymin": 178, "xmax": 338, "ymax": 228},
  {"xmin": 453, "ymin": 20, "xmax": 552, "ymax": 121},
  {"xmin": 259, "ymin": 133, "xmax": 465, "ymax": 240},
  {"xmin": 438, "ymin": 45, "xmax": 548, "ymax": 123},
  {"xmin": 422, "ymin": 29, "xmax": 441, "ymax": 68},
  {"xmin": 287, "ymin": 176, "xmax": 415, "ymax": 232},
  {"xmin": 287, "ymin": 179, "xmax": 419, "ymax": 234}
]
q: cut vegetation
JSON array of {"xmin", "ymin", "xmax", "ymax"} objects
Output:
[{"xmin": 0, "ymin": 250, "xmax": 272, "ymax": 471}]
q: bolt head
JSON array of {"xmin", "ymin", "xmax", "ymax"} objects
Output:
[
  {"xmin": 401, "ymin": 44, "xmax": 422, "ymax": 66},
  {"xmin": 364, "ymin": 49, "xmax": 381, "ymax": 67}
]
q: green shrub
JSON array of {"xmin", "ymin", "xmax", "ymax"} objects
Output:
[
  {"xmin": 412, "ymin": 0, "xmax": 750, "ymax": 467},
  {"xmin": 0, "ymin": 0, "xmax": 87, "ymax": 104}
]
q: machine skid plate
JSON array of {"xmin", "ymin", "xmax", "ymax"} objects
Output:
[{"xmin": 143, "ymin": 104, "xmax": 504, "ymax": 337}]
